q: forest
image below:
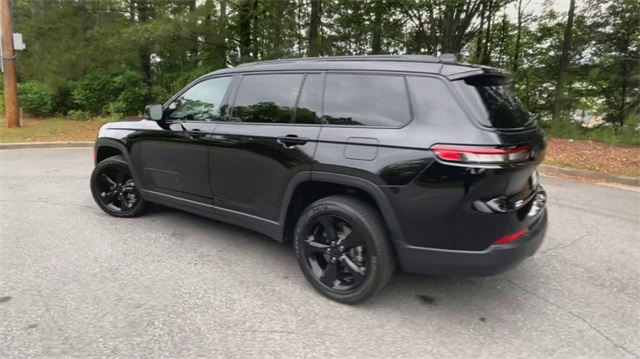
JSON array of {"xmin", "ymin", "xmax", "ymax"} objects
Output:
[{"xmin": 2, "ymin": 0, "xmax": 639, "ymax": 138}]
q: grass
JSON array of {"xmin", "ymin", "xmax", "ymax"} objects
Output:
[
  {"xmin": 540, "ymin": 120, "xmax": 640, "ymax": 147},
  {"xmin": 0, "ymin": 117, "xmax": 111, "ymax": 143}
]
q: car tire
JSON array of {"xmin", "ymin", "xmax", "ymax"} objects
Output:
[
  {"xmin": 294, "ymin": 195, "xmax": 396, "ymax": 304},
  {"xmin": 90, "ymin": 155, "xmax": 147, "ymax": 218}
]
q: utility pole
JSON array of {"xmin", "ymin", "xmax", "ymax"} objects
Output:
[{"xmin": 1, "ymin": 0, "xmax": 19, "ymax": 128}]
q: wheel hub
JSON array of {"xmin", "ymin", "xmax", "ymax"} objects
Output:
[{"xmin": 326, "ymin": 241, "xmax": 345, "ymax": 260}]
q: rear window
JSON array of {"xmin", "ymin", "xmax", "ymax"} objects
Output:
[
  {"xmin": 323, "ymin": 74, "xmax": 411, "ymax": 127},
  {"xmin": 459, "ymin": 76, "xmax": 533, "ymax": 129}
]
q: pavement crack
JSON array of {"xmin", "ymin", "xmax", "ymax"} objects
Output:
[
  {"xmin": 539, "ymin": 233, "xmax": 590, "ymax": 255},
  {"xmin": 507, "ymin": 278, "xmax": 638, "ymax": 358}
]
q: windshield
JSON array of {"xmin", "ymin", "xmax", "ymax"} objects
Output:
[{"xmin": 459, "ymin": 75, "xmax": 534, "ymax": 129}]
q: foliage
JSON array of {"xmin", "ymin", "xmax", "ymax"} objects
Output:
[
  {"xmin": 67, "ymin": 109, "xmax": 91, "ymax": 121},
  {"xmin": 17, "ymin": 82, "xmax": 55, "ymax": 116},
  {"xmin": 71, "ymin": 70, "xmax": 148, "ymax": 116},
  {"xmin": 6, "ymin": 0, "xmax": 638, "ymax": 145}
]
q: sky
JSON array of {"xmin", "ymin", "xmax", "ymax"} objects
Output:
[{"xmin": 505, "ymin": 0, "xmax": 581, "ymax": 19}]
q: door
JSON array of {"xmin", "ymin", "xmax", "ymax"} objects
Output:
[
  {"xmin": 209, "ymin": 72, "xmax": 324, "ymax": 223},
  {"xmin": 133, "ymin": 76, "xmax": 233, "ymax": 207}
]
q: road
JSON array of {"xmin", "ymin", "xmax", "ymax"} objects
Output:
[{"xmin": 0, "ymin": 148, "xmax": 638, "ymax": 359}]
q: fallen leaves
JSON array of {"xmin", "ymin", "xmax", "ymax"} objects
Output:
[{"xmin": 545, "ymin": 138, "xmax": 640, "ymax": 178}]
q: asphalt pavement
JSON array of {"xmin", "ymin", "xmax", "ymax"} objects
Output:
[{"xmin": 1, "ymin": 148, "xmax": 638, "ymax": 359}]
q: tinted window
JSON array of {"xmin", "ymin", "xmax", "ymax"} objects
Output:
[
  {"xmin": 231, "ymin": 74, "xmax": 304, "ymax": 123},
  {"xmin": 407, "ymin": 76, "xmax": 468, "ymax": 125},
  {"xmin": 294, "ymin": 74, "xmax": 323, "ymax": 124},
  {"xmin": 458, "ymin": 76, "xmax": 533, "ymax": 129},
  {"xmin": 323, "ymin": 74, "xmax": 411, "ymax": 127},
  {"xmin": 167, "ymin": 77, "xmax": 231, "ymax": 121}
]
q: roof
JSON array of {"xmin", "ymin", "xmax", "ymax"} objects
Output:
[{"xmin": 205, "ymin": 55, "xmax": 511, "ymax": 80}]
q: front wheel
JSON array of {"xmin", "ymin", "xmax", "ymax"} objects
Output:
[
  {"xmin": 294, "ymin": 195, "xmax": 396, "ymax": 304},
  {"xmin": 90, "ymin": 155, "xmax": 147, "ymax": 218}
]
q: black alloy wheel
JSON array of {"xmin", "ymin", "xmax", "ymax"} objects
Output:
[
  {"xmin": 294, "ymin": 195, "xmax": 396, "ymax": 304},
  {"xmin": 301, "ymin": 215, "xmax": 368, "ymax": 291},
  {"xmin": 90, "ymin": 155, "xmax": 146, "ymax": 218}
]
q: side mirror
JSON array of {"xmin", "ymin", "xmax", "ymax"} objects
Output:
[{"xmin": 145, "ymin": 104, "xmax": 164, "ymax": 121}]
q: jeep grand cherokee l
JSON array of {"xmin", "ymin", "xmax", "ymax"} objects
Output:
[{"xmin": 90, "ymin": 55, "xmax": 548, "ymax": 304}]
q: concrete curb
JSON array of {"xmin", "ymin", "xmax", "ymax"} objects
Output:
[
  {"xmin": 0, "ymin": 141, "xmax": 94, "ymax": 149},
  {"xmin": 1, "ymin": 142, "xmax": 637, "ymax": 187},
  {"xmin": 539, "ymin": 164, "xmax": 639, "ymax": 188}
]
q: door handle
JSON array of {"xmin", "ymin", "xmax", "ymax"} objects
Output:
[{"xmin": 277, "ymin": 135, "xmax": 308, "ymax": 149}]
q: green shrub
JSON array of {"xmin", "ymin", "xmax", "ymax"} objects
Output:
[
  {"xmin": 67, "ymin": 109, "xmax": 91, "ymax": 121},
  {"xmin": 72, "ymin": 70, "xmax": 148, "ymax": 116},
  {"xmin": 103, "ymin": 100, "xmax": 126, "ymax": 119},
  {"xmin": 17, "ymin": 82, "xmax": 55, "ymax": 116}
]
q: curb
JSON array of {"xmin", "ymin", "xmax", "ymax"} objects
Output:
[
  {"xmin": 538, "ymin": 164, "xmax": 639, "ymax": 188},
  {"xmin": 0, "ymin": 141, "xmax": 94, "ymax": 149}
]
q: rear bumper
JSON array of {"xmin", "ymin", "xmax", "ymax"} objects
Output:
[{"xmin": 395, "ymin": 209, "xmax": 548, "ymax": 276}]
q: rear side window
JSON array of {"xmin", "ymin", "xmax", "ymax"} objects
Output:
[
  {"xmin": 231, "ymin": 74, "xmax": 304, "ymax": 123},
  {"xmin": 458, "ymin": 76, "xmax": 533, "ymax": 129},
  {"xmin": 323, "ymin": 74, "xmax": 411, "ymax": 127}
]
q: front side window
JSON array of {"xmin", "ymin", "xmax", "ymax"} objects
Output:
[
  {"xmin": 230, "ymin": 74, "xmax": 304, "ymax": 123},
  {"xmin": 167, "ymin": 77, "xmax": 232, "ymax": 121},
  {"xmin": 323, "ymin": 74, "xmax": 411, "ymax": 127}
]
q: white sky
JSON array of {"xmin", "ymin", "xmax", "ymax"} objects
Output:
[{"xmin": 505, "ymin": 0, "xmax": 580, "ymax": 19}]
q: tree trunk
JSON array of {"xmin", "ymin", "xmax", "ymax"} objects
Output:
[
  {"xmin": 136, "ymin": 0, "xmax": 152, "ymax": 93},
  {"xmin": 427, "ymin": 3, "xmax": 438, "ymax": 56},
  {"xmin": 475, "ymin": 2, "xmax": 485, "ymax": 62},
  {"xmin": 512, "ymin": 0, "xmax": 524, "ymax": 72},
  {"xmin": 238, "ymin": 0, "xmax": 257, "ymax": 61},
  {"xmin": 497, "ymin": 12, "xmax": 507, "ymax": 66},
  {"xmin": 297, "ymin": 0, "xmax": 304, "ymax": 56},
  {"xmin": 308, "ymin": 0, "xmax": 321, "ymax": 57},
  {"xmin": 219, "ymin": 0, "xmax": 228, "ymax": 66},
  {"xmin": 481, "ymin": 0, "xmax": 493, "ymax": 65},
  {"xmin": 272, "ymin": 1, "xmax": 286, "ymax": 59},
  {"xmin": 371, "ymin": 0, "xmax": 383, "ymax": 54},
  {"xmin": 189, "ymin": 0, "xmax": 198, "ymax": 66},
  {"xmin": 552, "ymin": 0, "xmax": 576, "ymax": 122}
]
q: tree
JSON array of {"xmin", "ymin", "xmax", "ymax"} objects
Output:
[{"xmin": 552, "ymin": 0, "xmax": 576, "ymax": 121}]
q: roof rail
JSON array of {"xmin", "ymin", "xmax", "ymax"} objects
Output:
[{"xmin": 235, "ymin": 54, "xmax": 442, "ymax": 67}]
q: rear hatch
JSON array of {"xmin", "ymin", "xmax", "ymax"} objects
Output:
[
  {"xmin": 439, "ymin": 73, "xmax": 546, "ymax": 249},
  {"xmin": 448, "ymin": 73, "xmax": 546, "ymax": 198}
]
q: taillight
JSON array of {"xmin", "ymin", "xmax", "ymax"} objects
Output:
[
  {"xmin": 432, "ymin": 145, "xmax": 532, "ymax": 164},
  {"xmin": 493, "ymin": 228, "xmax": 528, "ymax": 245}
]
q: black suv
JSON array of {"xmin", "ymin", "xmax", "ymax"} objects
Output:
[{"xmin": 90, "ymin": 55, "xmax": 548, "ymax": 304}]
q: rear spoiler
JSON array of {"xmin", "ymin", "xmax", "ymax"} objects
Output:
[{"xmin": 441, "ymin": 64, "xmax": 513, "ymax": 81}]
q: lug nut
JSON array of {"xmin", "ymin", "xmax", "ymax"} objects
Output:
[
  {"xmin": 326, "ymin": 248, "xmax": 331, "ymax": 253},
  {"xmin": 339, "ymin": 246, "xmax": 345, "ymax": 252},
  {"xmin": 330, "ymin": 241, "xmax": 336, "ymax": 246},
  {"xmin": 330, "ymin": 257, "xmax": 337, "ymax": 263}
]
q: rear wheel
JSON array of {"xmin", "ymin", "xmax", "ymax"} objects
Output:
[
  {"xmin": 90, "ymin": 155, "xmax": 146, "ymax": 218},
  {"xmin": 294, "ymin": 195, "xmax": 395, "ymax": 304}
]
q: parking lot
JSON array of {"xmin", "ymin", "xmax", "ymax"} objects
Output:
[{"xmin": 1, "ymin": 148, "xmax": 638, "ymax": 358}]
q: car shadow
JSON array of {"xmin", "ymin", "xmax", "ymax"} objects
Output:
[{"xmin": 144, "ymin": 205, "xmax": 532, "ymax": 315}]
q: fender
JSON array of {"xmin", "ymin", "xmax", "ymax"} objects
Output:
[
  {"xmin": 94, "ymin": 138, "xmax": 145, "ymax": 197},
  {"xmin": 278, "ymin": 171, "xmax": 405, "ymax": 243}
]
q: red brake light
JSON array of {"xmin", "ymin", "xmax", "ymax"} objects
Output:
[
  {"xmin": 493, "ymin": 228, "xmax": 528, "ymax": 245},
  {"xmin": 432, "ymin": 145, "xmax": 532, "ymax": 164}
]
